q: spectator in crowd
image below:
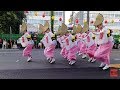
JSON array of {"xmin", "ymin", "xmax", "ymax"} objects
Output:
[
  {"xmin": 7, "ymin": 39, "xmax": 13, "ymax": 49},
  {"xmin": 32, "ymin": 33, "xmax": 38, "ymax": 49},
  {"xmin": 2, "ymin": 39, "xmax": 7, "ymax": 49},
  {"xmin": 12, "ymin": 40, "xmax": 17, "ymax": 49},
  {"xmin": 0, "ymin": 38, "xmax": 3, "ymax": 48}
]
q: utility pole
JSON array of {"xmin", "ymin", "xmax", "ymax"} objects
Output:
[
  {"xmin": 69, "ymin": 11, "xmax": 75, "ymax": 25},
  {"xmin": 79, "ymin": 11, "xmax": 84, "ymax": 25},
  {"xmin": 87, "ymin": 11, "xmax": 89, "ymax": 27}
]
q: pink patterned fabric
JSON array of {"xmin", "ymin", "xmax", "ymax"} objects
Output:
[
  {"xmin": 77, "ymin": 41, "xmax": 82, "ymax": 53},
  {"xmin": 64, "ymin": 48, "xmax": 69, "ymax": 59},
  {"xmin": 44, "ymin": 44, "xmax": 56, "ymax": 58},
  {"xmin": 60, "ymin": 47, "xmax": 66, "ymax": 58},
  {"xmin": 23, "ymin": 44, "xmax": 33, "ymax": 57},
  {"xmin": 67, "ymin": 45, "xmax": 78, "ymax": 61},
  {"xmin": 94, "ymin": 41, "xmax": 113, "ymax": 64},
  {"xmin": 86, "ymin": 44, "xmax": 97, "ymax": 58},
  {"xmin": 80, "ymin": 42, "xmax": 87, "ymax": 54}
]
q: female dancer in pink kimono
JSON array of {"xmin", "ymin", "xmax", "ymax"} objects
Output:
[
  {"xmin": 93, "ymin": 13, "xmax": 114, "ymax": 70},
  {"xmin": 19, "ymin": 22, "xmax": 34, "ymax": 62},
  {"xmin": 80, "ymin": 22, "xmax": 89, "ymax": 59},
  {"xmin": 39, "ymin": 21, "xmax": 57, "ymax": 64},
  {"xmin": 57, "ymin": 23, "xmax": 70, "ymax": 60},
  {"xmin": 58, "ymin": 35, "xmax": 67, "ymax": 58},
  {"xmin": 56, "ymin": 26, "xmax": 67, "ymax": 59},
  {"xmin": 22, "ymin": 34, "xmax": 34, "ymax": 62},
  {"xmin": 62, "ymin": 24, "xmax": 78, "ymax": 65},
  {"xmin": 85, "ymin": 30, "xmax": 97, "ymax": 63},
  {"xmin": 75, "ymin": 26, "xmax": 83, "ymax": 56}
]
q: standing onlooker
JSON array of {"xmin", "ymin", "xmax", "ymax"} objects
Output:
[
  {"xmin": 33, "ymin": 34, "xmax": 38, "ymax": 49},
  {"xmin": 22, "ymin": 34, "xmax": 34, "ymax": 62},
  {"xmin": 7, "ymin": 39, "xmax": 13, "ymax": 49},
  {"xmin": 0, "ymin": 38, "xmax": 3, "ymax": 49},
  {"xmin": 12, "ymin": 40, "xmax": 17, "ymax": 49},
  {"xmin": 2, "ymin": 39, "xmax": 7, "ymax": 49}
]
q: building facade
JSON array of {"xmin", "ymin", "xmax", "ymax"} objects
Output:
[
  {"xmin": 25, "ymin": 11, "xmax": 65, "ymax": 33},
  {"xmin": 73, "ymin": 11, "xmax": 120, "ymax": 30}
]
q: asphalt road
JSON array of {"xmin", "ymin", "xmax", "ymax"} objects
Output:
[{"xmin": 0, "ymin": 49, "xmax": 120, "ymax": 79}]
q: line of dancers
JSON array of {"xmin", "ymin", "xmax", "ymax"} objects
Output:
[{"xmin": 20, "ymin": 13, "xmax": 114, "ymax": 70}]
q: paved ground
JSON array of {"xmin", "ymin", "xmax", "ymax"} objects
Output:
[{"xmin": 0, "ymin": 49, "xmax": 120, "ymax": 79}]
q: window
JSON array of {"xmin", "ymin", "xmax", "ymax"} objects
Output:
[
  {"xmin": 31, "ymin": 11, "xmax": 33, "ymax": 16},
  {"xmin": 115, "ymin": 22, "xmax": 120, "ymax": 25},
  {"xmin": 54, "ymin": 20, "xmax": 58, "ymax": 25},
  {"xmin": 84, "ymin": 14, "xmax": 87, "ymax": 18},
  {"xmin": 103, "ymin": 14, "xmax": 107, "ymax": 18},
  {"xmin": 45, "ymin": 11, "xmax": 50, "ymax": 16},
  {"xmin": 115, "ymin": 14, "xmax": 120, "ymax": 18},
  {"xmin": 29, "ymin": 11, "xmax": 32, "ymax": 15},
  {"xmin": 59, "ymin": 12, "xmax": 63, "ymax": 16},
  {"xmin": 39, "ymin": 20, "xmax": 44, "ymax": 25},
  {"xmin": 108, "ymin": 22, "xmax": 120, "ymax": 26},
  {"xmin": 32, "ymin": 19, "xmax": 36, "ymax": 24},
  {"xmin": 38, "ymin": 11, "xmax": 43, "ymax": 16},
  {"xmin": 90, "ymin": 14, "xmax": 93, "ymax": 18},
  {"xmin": 29, "ymin": 19, "xmax": 32, "ymax": 24},
  {"xmin": 107, "ymin": 23, "xmax": 112, "ymax": 26},
  {"xmin": 55, "ymin": 12, "xmax": 59, "ymax": 16},
  {"xmin": 37, "ymin": 20, "xmax": 40, "ymax": 24},
  {"xmin": 110, "ymin": 14, "xmax": 114, "ymax": 18}
]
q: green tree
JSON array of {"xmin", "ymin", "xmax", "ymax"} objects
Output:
[{"xmin": 0, "ymin": 11, "xmax": 26, "ymax": 34}]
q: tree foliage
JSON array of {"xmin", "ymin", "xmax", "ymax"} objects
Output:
[{"xmin": 0, "ymin": 11, "xmax": 26, "ymax": 34}]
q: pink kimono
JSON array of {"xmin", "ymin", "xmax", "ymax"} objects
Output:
[
  {"xmin": 94, "ymin": 41, "xmax": 113, "ymax": 64},
  {"xmin": 44, "ymin": 44, "xmax": 56, "ymax": 59},
  {"xmin": 86, "ymin": 44, "xmax": 97, "ymax": 58},
  {"xmin": 41, "ymin": 32, "xmax": 56, "ymax": 59},
  {"xmin": 61, "ymin": 35, "xmax": 69, "ymax": 59},
  {"xmin": 57, "ymin": 35, "xmax": 67, "ymax": 58},
  {"xmin": 63, "ymin": 34, "xmax": 78, "ymax": 61},
  {"xmin": 23, "ymin": 40, "xmax": 34, "ymax": 57},
  {"xmin": 86, "ymin": 32, "xmax": 97, "ymax": 58},
  {"xmin": 94, "ymin": 27, "xmax": 114, "ymax": 65},
  {"xmin": 67, "ymin": 45, "xmax": 78, "ymax": 61},
  {"xmin": 75, "ymin": 33, "xmax": 82, "ymax": 53},
  {"xmin": 80, "ymin": 33, "xmax": 87, "ymax": 54}
]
